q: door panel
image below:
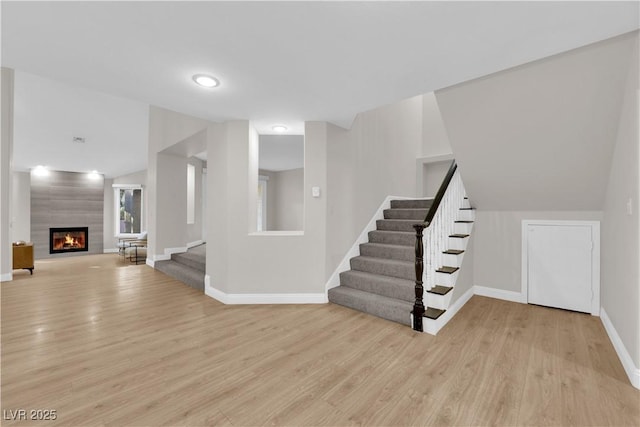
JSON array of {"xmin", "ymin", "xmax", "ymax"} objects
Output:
[{"xmin": 527, "ymin": 224, "xmax": 592, "ymax": 313}]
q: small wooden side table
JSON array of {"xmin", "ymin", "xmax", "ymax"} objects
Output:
[{"xmin": 13, "ymin": 242, "xmax": 34, "ymax": 275}]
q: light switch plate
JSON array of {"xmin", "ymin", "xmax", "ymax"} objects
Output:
[{"xmin": 312, "ymin": 186, "xmax": 320, "ymax": 198}]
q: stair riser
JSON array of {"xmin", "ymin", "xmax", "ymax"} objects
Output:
[
  {"xmin": 383, "ymin": 209, "xmax": 428, "ymax": 220},
  {"xmin": 442, "ymin": 252, "xmax": 463, "ymax": 267},
  {"xmin": 458, "ymin": 210, "xmax": 475, "ymax": 221},
  {"xmin": 350, "ymin": 258, "xmax": 414, "ymax": 281},
  {"xmin": 376, "ymin": 220, "xmax": 418, "ymax": 232},
  {"xmin": 368, "ymin": 231, "xmax": 415, "ymax": 246},
  {"xmin": 434, "ymin": 270, "xmax": 459, "ymax": 286},
  {"xmin": 155, "ymin": 261, "xmax": 205, "ymax": 291},
  {"xmin": 328, "ymin": 288, "xmax": 412, "ymax": 326},
  {"xmin": 340, "ymin": 272, "xmax": 414, "ymax": 302},
  {"xmin": 454, "ymin": 222, "xmax": 474, "ymax": 234},
  {"xmin": 171, "ymin": 254, "xmax": 206, "ymax": 272},
  {"xmin": 426, "ymin": 289, "xmax": 454, "ymax": 310},
  {"xmin": 448, "ymin": 236, "xmax": 469, "ymax": 251},
  {"xmin": 461, "ymin": 199, "xmax": 471, "ymax": 209},
  {"xmin": 359, "ymin": 244, "xmax": 414, "ymax": 262},
  {"xmin": 390, "ymin": 199, "xmax": 434, "ymax": 209}
]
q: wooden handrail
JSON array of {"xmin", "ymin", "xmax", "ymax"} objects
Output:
[
  {"xmin": 412, "ymin": 160, "xmax": 457, "ymax": 332},
  {"xmin": 424, "ymin": 160, "xmax": 457, "ymax": 226}
]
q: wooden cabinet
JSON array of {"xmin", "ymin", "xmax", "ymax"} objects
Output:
[{"xmin": 13, "ymin": 243, "xmax": 34, "ymax": 274}]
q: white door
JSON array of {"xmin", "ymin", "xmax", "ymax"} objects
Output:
[{"xmin": 526, "ymin": 224, "xmax": 594, "ymax": 313}]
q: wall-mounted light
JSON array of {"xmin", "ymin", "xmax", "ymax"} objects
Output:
[
  {"xmin": 272, "ymin": 125, "xmax": 288, "ymax": 132},
  {"xmin": 32, "ymin": 165, "xmax": 49, "ymax": 177},
  {"xmin": 192, "ymin": 74, "xmax": 220, "ymax": 88}
]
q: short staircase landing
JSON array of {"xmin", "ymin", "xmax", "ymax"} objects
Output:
[{"xmin": 155, "ymin": 244, "xmax": 205, "ymax": 291}]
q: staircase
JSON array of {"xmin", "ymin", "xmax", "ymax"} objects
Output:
[
  {"xmin": 328, "ymin": 165, "xmax": 473, "ymax": 332},
  {"xmin": 328, "ymin": 199, "xmax": 433, "ymax": 326},
  {"xmin": 155, "ymin": 244, "xmax": 205, "ymax": 291}
]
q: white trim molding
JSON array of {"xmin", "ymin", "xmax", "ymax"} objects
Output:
[
  {"xmin": 474, "ymin": 285, "xmax": 526, "ymax": 304},
  {"xmin": 601, "ymin": 308, "xmax": 640, "ymax": 389},
  {"xmin": 206, "ymin": 275, "xmax": 327, "ymax": 304},
  {"xmin": 521, "ymin": 220, "xmax": 600, "ymax": 316},
  {"xmin": 187, "ymin": 240, "xmax": 204, "ymax": 249},
  {"xmin": 152, "ymin": 246, "xmax": 187, "ymax": 262},
  {"xmin": 0, "ymin": 273, "xmax": 13, "ymax": 282},
  {"xmin": 103, "ymin": 248, "xmax": 119, "ymax": 254}
]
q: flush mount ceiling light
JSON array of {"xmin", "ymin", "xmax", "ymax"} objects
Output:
[
  {"xmin": 32, "ymin": 165, "xmax": 49, "ymax": 177},
  {"xmin": 272, "ymin": 125, "xmax": 288, "ymax": 132},
  {"xmin": 192, "ymin": 74, "xmax": 220, "ymax": 88}
]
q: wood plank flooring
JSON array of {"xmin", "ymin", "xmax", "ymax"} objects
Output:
[{"xmin": 2, "ymin": 254, "xmax": 639, "ymax": 426}]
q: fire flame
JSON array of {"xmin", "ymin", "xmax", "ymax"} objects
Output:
[{"xmin": 64, "ymin": 233, "xmax": 77, "ymax": 246}]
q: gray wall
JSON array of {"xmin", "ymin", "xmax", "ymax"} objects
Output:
[
  {"xmin": 1, "ymin": 68, "xmax": 14, "ymax": 279},
  {"xmin": 258, "ymin": 169, "xmax": 278, "ymax": 231},
  {"xmin": 601, "ymin": 32, "xmax": 639, "ymax": 368},
  {"xmin": 436, "ymin": 32, "xmax": 635, "ymax": 211},
  {"xmin": 11, "ymin": 171, "xmax": 30, "ymax": 242},
  {"xmin": 30, "ymin": 170, "xmax": 104, "ymax": 259},
  {"xmin": 274, "ymin": 168, "xmax": 304, "ymax": 231}
]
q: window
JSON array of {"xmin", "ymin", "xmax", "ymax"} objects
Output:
[{"xmin": 113, "ymin": 185, "xmax": 143, "ymax": 236}]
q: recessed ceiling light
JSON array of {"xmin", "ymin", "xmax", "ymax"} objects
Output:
[
  {"xmin": 193, "ymin": 74, "xmax": 220, "ymax": 88},
  {"xmin": 272, "ymin": 125, "xmax": 288, "ymax": 132},
  {"xmin": 32, "ymin": 165, "xmax": 49, "ymax": 177}
]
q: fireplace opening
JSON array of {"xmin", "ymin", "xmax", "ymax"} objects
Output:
[{"xmin": 49, "ymin": 227, "xmax": 89, "ymax": 254}]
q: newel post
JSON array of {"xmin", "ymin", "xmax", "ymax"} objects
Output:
[{"xmin": 412, "ymin": 223, "xmax": 426, "ymax": 332}]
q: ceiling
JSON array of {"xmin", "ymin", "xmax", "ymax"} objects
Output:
[{"xmin": 2, "ymin": 1, "xmax": 639, "ymax": 177}]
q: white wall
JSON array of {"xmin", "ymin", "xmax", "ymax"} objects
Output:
[
  {"xmin": 1, "ymin": 68, "xmax": 14, "ymax": 280},
  {"xmin": 473, "ymin": 211, "xmax": 603, "ymax": 294},
  {"xmin": 436, "ymin": 32, "xmax": 636, "ymax": 211},
  {"xmin": 601, "ymin": 32, "xmax": 639, "ymax": 371},
  {"xmin": 325, "ymin": 96, "xmax": 424, "ymax": 278},
  {"xmin": 186, "ymin": 157, "xmax": 204, "ymax": 246},
  {"xmin": 274, "ymin": 168, "xmax": 304, "ymax": 231},
  {"xmin": 11, "ymin": 171, "xmax": 30, "ymax": 242},
  {"xmin": 206, "ymin": 120, "xmax": 327, "ymax": 295},
  {"xmin": 147, "ymin": 106, "xmax": 213, "ymax": 261},
  {"xmin": 258, "ymin": 169, "xmax": 278, "ymax": 231}
]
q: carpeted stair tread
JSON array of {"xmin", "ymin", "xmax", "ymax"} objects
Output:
[
  {"xmin": 339, "ymin": 270, "xmax": 415, "ymax": 302},
  {"xmin": 359, "ymin": 243, "xmax": 414, "ymax": 262},
  {"xmin": 376, "ymin": 219, "xmax": 423, "ymax": 232},
  {"xmin": 155, "ymin": 260, "xmax": 204, "ymax": 291},
  {"xmin": 171, "ymin": 251, "xmax": 205, "ymax": 272},
  {"xmin": 449, "ymin": 233, "xmax": 470, "ymax": 238},
  {"xmin": 427, "ymin": 285, "xmax": 453, "ymax": 295},
  {"xmin": 425, "ymin": 307, "xmax": 446, "ymax": 320},
  {"xmin": 443, "ymin": 249, "xmax": 464, "ymax": 255},
  {"xmin": 350, "ymin": 256, "xmax": 414, "ymax": 281},
  {"xmin": 436, "ymin": 266, "xmax": 459, "ymax": 274},
  {"xmin": 390, "ymin": 199, "xmax": 434, "ymax": 209},
  {"xmin": 383, "ymin": 208, "xmax": 428, "ymax": 220},
  {"xmin": 368, "ymin": 230, "xmax": 415, "ymax": 246},
  {"xmin": 328, "ymin": 286, "xmax": 413, "ymax": 326}
]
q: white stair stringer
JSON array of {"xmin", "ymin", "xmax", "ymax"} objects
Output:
[{"xmin": 412, "ymin": 170, "xmax": 475, "ymax": 335}]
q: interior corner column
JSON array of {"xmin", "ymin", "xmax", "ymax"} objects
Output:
[{"xmin": 1, "ymin": 67, "xmax": 15, "ymax": 281}]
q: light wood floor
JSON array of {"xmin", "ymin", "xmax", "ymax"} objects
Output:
[{"xmin": 2, "ymin": 255, "xmax": 639, "ymax": 426}]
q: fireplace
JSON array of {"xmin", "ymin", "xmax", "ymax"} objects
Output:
[{"xmin": 49, "ymin": 227, "xmax": 89, "ymax": 254}]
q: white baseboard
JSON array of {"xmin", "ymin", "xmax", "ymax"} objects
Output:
[
  {"xmin": 325, "ymin": 195, "xmax": 431, "ymax": 291},
  {"xmin": 424, "ymin": 286, "xmax": 474, "ymax": 335},
  {"xmin": 205, "ymin": 276, "xmax": 327, "ymax": 304},
  {"xmin": 187, "ymin": 240, "xmax": 203, "ymax": 249},
  {"xmin": 0, "ymin": 272, "xmax": 13, "ymax": 282},
  {"xmin": 146, "ymin": 258, "xmax": 155, "ymax": 268},
  {"xmin": 103, "ymin": 248, "xmax": 119, "ymax": 254},
  {"xmin": 600, "ymin": 308, "xmax": 640, "ymax": 389},
  {"xmin": 474, "ymin": 285, "xmax": 526, "ymax": 304},
  {"xmin": 153, "ymin": 246, "xmax": 187, "ymax": 262}
]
